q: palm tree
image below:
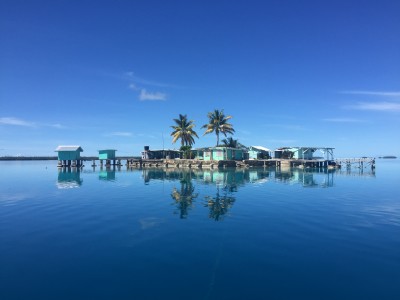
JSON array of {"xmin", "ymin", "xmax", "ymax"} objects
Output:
[
  {"xmin": 202, "ymin": 109, "xmax": 235, "ymax": 146},
  {"xmin": 171, "ymin": 114, "xmax": 199, "ymax": 147}
]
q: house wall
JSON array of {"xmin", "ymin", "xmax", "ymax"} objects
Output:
[
  {"xmin": 58, "ymin": 151, "xmax": 80, "ymax": 160},
  {"xmin": 289, "ymin": 148, "xmax": 314, "ymax": 159},
  {"xmin": 202, "ymin": 148, "xmax": 243, "ymax": 161},
  {"xmin": 233, "ymin": 149, "xmax": 243, "ymax": 160},
  {"xmin": 249, "ymin": 150, "xmax": 258, "ymax": 159},
  {"xmin": 204, "ymin": 151, "xmax": 211, "ymax": 161},
  {"xmin": 194, "ymin": 150, "xmax": 204, "ymax": 160},
  {"xmin": 212, "ymin": 148, "xmax": 226, "ymax": 161},
  {"xmin": 99, "ymin": 150, "xmax": 116, "ymax": 160}
]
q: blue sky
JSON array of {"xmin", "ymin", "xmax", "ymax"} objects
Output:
[{"xmin": 1, "ymin": 0, "xmax": 399, "ymax": 157}]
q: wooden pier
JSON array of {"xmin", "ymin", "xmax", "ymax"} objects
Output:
[
  {"xmin": 124, "ymin": 158, "xmax": 339, "ymax": 169},
  {"xmin": 91, "ymin": 159, "xmax": 122, "ymax": 167},
  {"xmin": 334, "ymin": 157, "xmax": 375, "ymax": 170},
  {"xmin": 73, "ymin": 157, "xmax": 375, "ymax": 170},
  {"xmin": 57, "ymin": 159, "xmax": 84, "ymax": 168}
]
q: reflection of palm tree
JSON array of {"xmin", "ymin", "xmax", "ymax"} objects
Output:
[
  {"xmin": 171, "ymin": 172, "xmax": 198, "ymax": 219},
  {"xmin": 204, "ymin": 186, "xmax": 235, "ymax": 221}
]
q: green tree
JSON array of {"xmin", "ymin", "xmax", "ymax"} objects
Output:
[
  {"xmin": 180, "ymin": 145, "xmax": 193, "ymax": 159},
  {"xmin": 202, "ymin": 109, "xmax": 235, "ymax": 146},
  {"xmin": 171, "ymin": 114, "xmax": 199, "ymax": 147},
  {"xmin": 221, "ymin": 137, "xmax": 246, "ymax": 149}
]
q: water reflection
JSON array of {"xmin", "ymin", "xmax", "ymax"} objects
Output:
[
  {"xmin": 99, "ymin": 170, "xmax": 116, "ymax": 181},
  {"xmin": 275, "ymin": 169, "xmax": 335, "ymax": 188},
  {"xmin": 141, "ymin": 168, "xmax": 345, "ymax": 188},
  {"xmin": 56, "ymin": 168, "xmax": 83, "ymax": 189},
  {"xmin": 138, "ymin": 167, "xmax": 377, "ymax": 220},
  {"xmin": 171, "ymin": 172, "xmax": 198, "ymax": 219},
  {"xmin": 205, "ymin": 186, "xmax": 236, "ymax": 221},
  {"xmin": 55, "ymin": 167, "xmax": 376, "ymax": 220}
]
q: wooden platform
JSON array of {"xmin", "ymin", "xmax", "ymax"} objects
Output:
[
  {"xmin": 87, "ymin": 157, "xmax": 375, "ymax": 170},
  {"xmin": 335, "ymin": 157, "xmax": 375, "ymax": 169}
]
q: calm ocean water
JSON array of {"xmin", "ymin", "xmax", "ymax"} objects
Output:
[{"xmin": 1, "ymin": 160, "xmax": 399, "ymax": 300}]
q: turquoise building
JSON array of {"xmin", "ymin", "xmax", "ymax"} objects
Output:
[
  {"xmin": 275, "ymin": 147, "xmax": 335, "ymax": 160},
  {"xmin": 99, "ymin": 149, "xmax": 117, "ymax": 160},
  {"xmin": 202, "ymin": 147, "xmax": 244, "ymax": 161},
  {"xmin": 55, "ymin": 146, "xmax": 83, "ymax": 161},
  {"xmin": 248, "ymin": 146, "xmax": 271, "ymax": 160}
]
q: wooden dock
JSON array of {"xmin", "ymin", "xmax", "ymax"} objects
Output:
[
  {"xmin": 334, "ymin": 157, "xmax": 375, "ymax": 170},
  {"xmin": 77, "ymin": 157, "xmax": 375, "ymax": 170},
  {"xmin": 124, "ymin": 158, "xmax": 339, "ymax": 169}
]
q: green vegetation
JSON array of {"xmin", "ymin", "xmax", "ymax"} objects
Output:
[
  {"xmin": 202, "ymin": 109, "xmax": 235, "ymax": 146},
  {"xmin": 180, "ymin": 145, "xmax": 193, "ymax": 159},
  {"xmin": 221, "ymin": 137, "xmax": 245, "ymax": 149}
]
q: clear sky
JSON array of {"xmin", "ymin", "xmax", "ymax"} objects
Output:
[{"xmin": 1, "ymin": 0, "xmax": 399, "ymax": 157}]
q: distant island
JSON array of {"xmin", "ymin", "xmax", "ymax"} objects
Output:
[{"xmin": 378, "ymin": 156, "xmax": 397, "ymax": 159}]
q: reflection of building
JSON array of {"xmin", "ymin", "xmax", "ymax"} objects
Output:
[
  {"xmin": 275, "ymin": 168, "xmax": 335, "ymax": 187},
  {"xmin": 57, "ymin": 168, "xmax": 83, "ymax": 189},
  {"xmin": 99, "ymin": 170, "xmax": 116, "ymax": 181},
  {"xmin": 140, "ymin": 168, "xmax": 337, "ymax": 189}
]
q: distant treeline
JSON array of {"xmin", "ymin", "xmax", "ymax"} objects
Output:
[
  {"xmin": 0, "ymin": 156, "xmax": 141, "ymax": 161},
  {"xmin": 0, "ymin": 156, "xmax": 58, "ymax": 161}
]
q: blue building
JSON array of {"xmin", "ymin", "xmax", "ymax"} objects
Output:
[
  {"xmin": 55, "ymin": 145, "xmax": 83, "ymax": 167},
  {"xmin": 248, "ymin": 146, "xmax": 271, "ymax": 160}
]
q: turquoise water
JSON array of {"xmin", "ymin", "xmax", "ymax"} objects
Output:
[{"xmin": 1, "ymin": 160, "xmax": 399, "ymax": 299}]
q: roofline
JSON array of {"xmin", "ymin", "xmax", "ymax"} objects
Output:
[{"xmin": 289, "ymin": 146, "xmax": 335, "ymax": 149}]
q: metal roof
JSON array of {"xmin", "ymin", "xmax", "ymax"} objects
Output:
[
  {"xmin": 276, "ymin": 146, "xmax": 335, "ymax": 150},
  {"xmin": 141, "ymin": 149, "xmax": 181, "ymax": 152},
  {"xmin": 55, "ymin": 146, "xmax": 83, "ymax": 152},
  {"xmin": 251, "ymin": 146, "xmax": 272, "ymax": 152}
]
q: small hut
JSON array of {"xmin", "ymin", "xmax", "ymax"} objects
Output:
[
  {"xmin": 203, "ymin": 147, "xmax": 244, "ymax": 161},
  {"xmin": 99, "ymin": 149, "xmax": 117, "ymax": 160},
  {"xmin": 55, "ymin": 146, "xmax": 83, "ymax": 167},
  {"xmin": 98, "ymin": 149, "xmax": 118, "ymax": 166},
  {"xmin": 248, "ymin": 146, "xmax": 271, "ymax": 160}
]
